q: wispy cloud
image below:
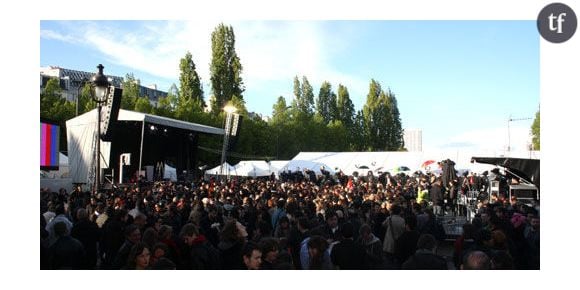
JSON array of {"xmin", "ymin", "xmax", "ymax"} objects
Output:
[
  {"xmin": 40, "ymin": 29, "xmax": 78, "ymax": 44},
  {"xmin": 431, "ymin": 126, "xmax": 532, "ymax": 152},
  {"xmin": 46, "ymin": 21, "xmax": 368, "ymax": 110}
]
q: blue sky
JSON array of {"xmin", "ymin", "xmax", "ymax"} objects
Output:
[{"xmin": 40, "ymin": 20, "xmax": 539, "ymax": 152}]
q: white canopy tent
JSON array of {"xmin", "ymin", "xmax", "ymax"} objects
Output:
[
  {"xmin": 289, "ymin": 151, "xmax": 540, "ymax": 176},
  {"xmin": 268, "ymin": 161, "xmax": 289, "ymax": 176},
  {"xmin": 280, "ymin": 159, "xmax": 336, "ymax": 175},
  {"xmin": 204, "ymin": 162, "xmax": 236, "ymax": 177},
  {"xmin": 232, "ymin": 161, "xmax": 271, "ymax": 177},
  {"xmin": 66, "ymin": 109, "xmax": 112, "ymax": 185}
]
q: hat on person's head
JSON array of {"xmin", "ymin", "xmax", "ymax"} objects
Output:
[{"xmin": 202, "ymin": 197, "xmax": 209, "ymax": 205}]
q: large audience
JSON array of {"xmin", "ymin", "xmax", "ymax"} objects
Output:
[{"xmin": 40, "ymin": 167, "xmax": 540, "ymax": 270}]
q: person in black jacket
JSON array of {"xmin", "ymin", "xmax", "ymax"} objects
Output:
[
  {"xmin": 401, "ymin": 234, "xmax": 448, "ymax": 270},
  {"xmin": 48, "ymin": 221, "xmax": 86, "ymax": 269},
  {"xmin": 330, "ymin": 222, "xmax": 366, "ymax": 269},
  {"xmin": 71, "ymin": 208, "xmax": 101, "ymax": 269},
  {"xmin": 395, "ymin": 215, "xmax": 420, "ymax": 266},
  {"xmin": 180, "ymin": 223, "xmax": 221, "ymax": 270}
]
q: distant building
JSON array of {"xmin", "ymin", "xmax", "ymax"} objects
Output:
[
  {"xmin": 40, "ymin": 66, "xmax": 167, "ymax": 106},
  {"xmin": 404, "ymin": 129, "xmax": 422, "ymax": 152}
]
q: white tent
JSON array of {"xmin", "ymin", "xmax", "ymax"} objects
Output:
[
  {"xmin": 163, "ymin": 164, "xmax": 177, "ymax": 181},
  {"xmin": 280, "ymin": 159, "xmax": 336, "ymax": 175},
  {"xmin": 288, "ymin": 151, "xmax": 541, "ymax": 176},
  {"xmin": 268, "ymin": 160, "xmax": 289, "ymax": 173},
  {"xmin": 204, "ymin": 162, "xmax": 235, "ymax": 177},
  {"xmin": 65, "ymin": 109, "xmax": 112, "ymax": 184},
  {"xmin": 232, "ymin": 161, "xmax": 271, "ymax": 177}
]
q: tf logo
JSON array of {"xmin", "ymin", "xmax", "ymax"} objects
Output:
[{"xmin": 538, "ymin": 2, "xmax": 577, "ymax": 43}]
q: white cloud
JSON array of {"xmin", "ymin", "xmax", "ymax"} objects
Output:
[
  {"xmin": 61, "ymin": 21, "xmax": 368, "ymax": 111},
  {"xmin": 430, "ymin": 125, "xmax": 533, "ymax": 153},
  {"xmin": 40, "ymin": 29, "xmax": 77, "ymax": 43}
]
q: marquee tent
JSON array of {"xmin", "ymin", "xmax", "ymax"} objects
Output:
[{"xmin": 288, "ymin": 151, "xmax": 540, "ymax": 177}]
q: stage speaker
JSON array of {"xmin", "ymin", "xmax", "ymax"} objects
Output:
[
  {"xmin": 228, "ymin": 113, "xmax": 243, "ymax": 151},
  {"xmin": 100, "ymin": 86, "xmax": 123, "ymax": 141}
]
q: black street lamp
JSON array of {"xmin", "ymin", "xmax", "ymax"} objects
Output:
[{"xmin": 90, "ymin": 64, "xmax": 110, "ymax": 193}]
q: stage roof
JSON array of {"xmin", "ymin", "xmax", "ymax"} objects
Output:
[{"xmin": 117, "ymin": 109, "xmax": 224, "ymax": 135}]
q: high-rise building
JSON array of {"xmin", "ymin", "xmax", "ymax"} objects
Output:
[
  {"xmin": 40, "ymin": 66, "xmax": 167, "ymax": 106},
  {"xmin": 404, "ymin": 129, "xmax": 422, "ymax": 152}
]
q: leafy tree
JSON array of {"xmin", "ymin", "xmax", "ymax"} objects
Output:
[
  {"xmin": 385, "ymin": 89, "xmax": 404, "ymax": 150},
  {"xmin": 154, "ymin": 92, "xmax": 177, "ymax": 118},
  {"xmin": 362, "ymin": 80, "xmax": 404, "ymax": 151},
  {"xmin": 316, "ymin": 81, "xmax": 337, "ymax": 124},
  {"xmin": 271, "ymin": 96, "xmax": 290, "ymax": 125},
  {"xmin": 210, "ymin": 23, "xmax": 244, "ymax": 114},
  {"xmin": 134, "ymin": 96, "xmax": 153, "ymax": 114},
  {"xmin": 179, "ymin": 51, "xmax": 204, "ymax": 106},
  {"xmin": 531, "ymin": 110, "xmax": 540, "ymax": 150},
  {"xmin": 40, "ymin": 77, "xmax": 75, "ymax": 150},
  {"xmin": 40, "ymin": 78, "xmax": 74, "ymax": 122},
  {"xmin": 121, "ymin": 73, "xmax": 140, "ymax": 110},
  {"xmin": 225, "ymin": 95, "xmax": 248, "ymax": 116},
  {"xmin": 336, "ymin": 84, "xmax": 355, "ymax": 128},
  {"xmin": 326, "ymin": 120, "xmax": 349, "ymax": 151},
  {"xmin": 290, "ymin": 75, "xmax": 315, "ymax": 120},
  {"xmin": 175, "ymin": 97, "xmax": 204, "ymax": 122},
  {"xmin": 301, "ymin": 76, "xmax": 315, "ymax": 117},
  {"xmin": 78, "ymin": 83, "xmax": 95, "ymax": 114},
  {"xmin": 352, "ymin": 110, "xmax": 367, "ymax": 151}
]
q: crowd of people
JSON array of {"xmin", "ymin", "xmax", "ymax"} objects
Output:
[{"xmin": 40, "ymin": 167, "xmax": 540, "ymax": 270}]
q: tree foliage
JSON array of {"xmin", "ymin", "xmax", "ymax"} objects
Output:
[
  {"xmin": 531, "ymin": 110, "xmax": 540, "ymax": 150},
  {"xmin": 134, "ymin": 96, "xmax": 153, "ymax": 114},
  {"xmin": 40, "ymin": 77, "xmax": 75, "ymax": 150},
  {"xmin": 316, "ymin": 81, "xmax": 337, "ymax": 124},
  {"xmin": 210, "ymin": 23, "xmax": 244, "ymax": 114},
  {"xmin": 121, "ymin": 73, "xmax": 140, "ymax": 110},
  {"xmin": 362, "ymin": 79, "xmax": 404, "ymax": 151},
  {"xmin": 179, "ymin": 51, "xmax": 204, "ymax": 106}
]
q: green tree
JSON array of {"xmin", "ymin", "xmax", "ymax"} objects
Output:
[
  {"xmin": 290, "ymin": 76, "xmax": 315, "ymax": 120},
  {"xmin": 226, "ymin": 95, "xmax": 248, "ymax": 116},
  {"xmin": 210, "ymin": 23, "xmax": 244, "ymax": 114},
  {"xmin": 271, "ymin": 96, "xmax": 290, "ymax": 125},
  {"xmin": 179, "ymin": 51, "xmax": 204, "ymax": 106},
  {"xmin": 78, "ymin": 83, "xmax": 95, "ymax": 114},
  {"xmin": 316, "ymin": 81, "xmax": 337, "ymax": 124},
  {"xmin": 301, "ymin": 76, "xmax": 315, "ymax": 116},
  {"xmin": 385, "ymin": 89, "xmax": 404, "ymax": 150},
  {"xmin": 154, "ymin": 90, "xmax": 177, "ymax": 118},
  {"xmin": 134, "ymin": 96, "xmax": 153, "ymax": 113},
  {"xmin": 531, "ymin": 110, "xmax": 540, "ymax": 150},
  {"xmin": 362, "ymin": 80, "xmax": 404, "ymax": 151},
  {"xmin": 40, "ymin": 78, "xmax": 75, "ymax": 121},
  {"xmin": 121, "ymin": 73, "xmax": 140, "ymax": 110},
  {"xmin": 352, "ymin": 110, "xmax": 367, "ymax": 151},
  {"xmin": 336, "ymin": 84, "xmax": 355, "ymax": 128},
  {"xmin": 40, "ymin": 77, "xmax": 75, "ymax": 150},
  {"xmin": 175, "ymin": 97, "xmax": 204, "ymax": 122}
]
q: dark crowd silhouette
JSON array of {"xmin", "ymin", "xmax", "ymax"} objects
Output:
[{"xmin": 40, "ymin": 167, "xmax": 540, "ymax": 270}]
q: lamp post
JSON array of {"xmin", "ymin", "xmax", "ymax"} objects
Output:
[
  {"xmin": 90, "ymin": 64, "xmax": 110, "ymax": 193},
  {"xmin": 220, "ymin": 105, "xmax": 237, "ymax": 180}
]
